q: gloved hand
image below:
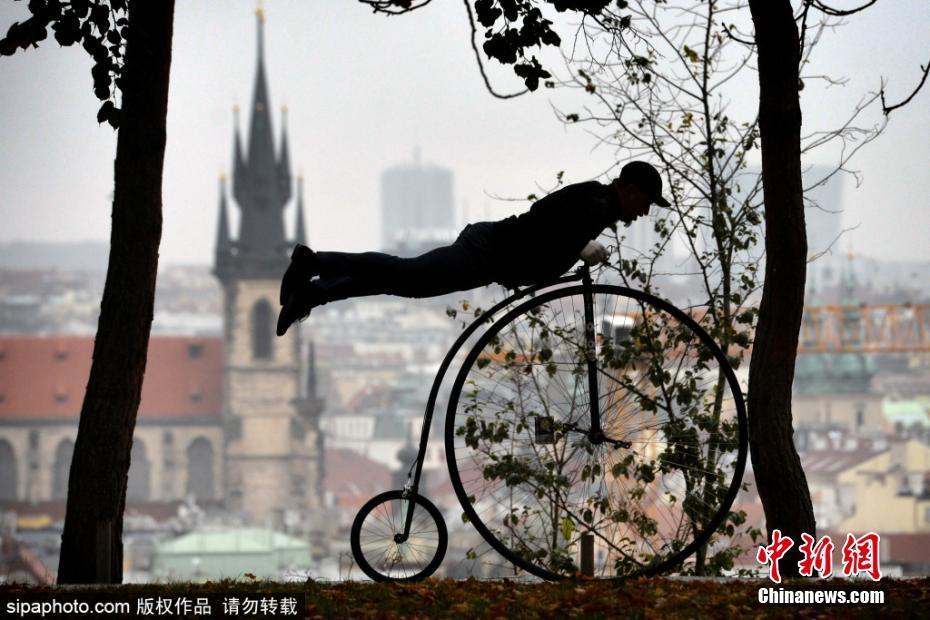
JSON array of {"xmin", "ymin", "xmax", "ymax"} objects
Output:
[{"xmin": 580, "ymin": 240, "xmax": 609, "ymax": 265}]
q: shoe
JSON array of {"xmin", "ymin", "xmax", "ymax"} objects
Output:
[
  {"xmin": 280, "ymin": 244, "xmax": 318, "ymax": 305},
  {"xmin": 276, "ymin": 285, "xmax": 318, "ymax": 336}
]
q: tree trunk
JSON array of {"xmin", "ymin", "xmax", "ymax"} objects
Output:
[
  {"xmin": 57, "ymin": 0, "xmax": 175, "ymax": 584},
  {"xmin": 746, "ymin": 0, "xmax": 817, "ymax": 578}
]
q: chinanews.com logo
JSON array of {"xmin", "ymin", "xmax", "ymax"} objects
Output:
[
  {"xmin": 757, "ymin": 530, "xmax": 881, "ymax": 583},
  {"xmin": 755, "ymin": 530, "xmax": 885, "ymax": 606}
]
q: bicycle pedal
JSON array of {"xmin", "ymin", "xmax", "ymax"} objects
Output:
[{"xmin": 535, "ymin": 416, "xmax": 556, "ymax": 444}]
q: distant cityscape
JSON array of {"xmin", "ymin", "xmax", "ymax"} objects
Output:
[{"xmin": 4, "ymin": 199, "xmax": 930, "ymax": 583}]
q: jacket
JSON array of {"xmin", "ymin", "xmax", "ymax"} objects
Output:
[{"xmin": 459, "ymin": 181, "xmax": 619, "ymax": 287}]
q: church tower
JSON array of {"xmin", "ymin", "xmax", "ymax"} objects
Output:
[{"xmin": 213, "ymin": 8, "xmax": 323, "ymax": 523}]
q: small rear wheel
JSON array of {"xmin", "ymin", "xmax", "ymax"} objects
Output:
[{"xmin": 350, "ymin": 490, "xmax": 448, "ymax": 582}]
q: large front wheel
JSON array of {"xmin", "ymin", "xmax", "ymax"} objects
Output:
[{"xmin": 445, "ymin": 284, "xmax": 748, "ymax": 579}]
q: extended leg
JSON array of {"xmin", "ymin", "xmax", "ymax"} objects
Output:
[
  {"xmin": 313, "ymin": 244, "xmax": 492, "ymax": 302},
  {"xmin": 277, "ymin": 242, "xmax": 493, "ymax": 336}
]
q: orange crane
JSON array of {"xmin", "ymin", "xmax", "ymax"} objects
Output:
[{"xmin": 798, "ymin": 304, "xmax": 930, "ymax": 353}]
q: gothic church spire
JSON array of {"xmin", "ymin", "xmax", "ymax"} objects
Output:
[{"xmin": 217, "ymin": 7, "xmax": 296, "ymax": 280}]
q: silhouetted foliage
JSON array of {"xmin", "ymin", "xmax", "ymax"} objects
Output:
[
  {"xmin": 361, "ymin": 0, "xmax": 612, "ymax": 92},
  {"xmin": 1, "ymin": 0, "xmax": 128, "ymax": 127}
]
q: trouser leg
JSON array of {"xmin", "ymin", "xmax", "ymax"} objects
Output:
[{"xmin": 311, "ymin": 244, "xmax": 491, "ymax": 303}]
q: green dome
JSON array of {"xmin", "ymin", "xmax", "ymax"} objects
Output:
[{"xmin": 794, "ymin": 352, "xmax": 874, "ymax": 395}]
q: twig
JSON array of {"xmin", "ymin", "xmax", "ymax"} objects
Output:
[
  {"xmin": 808, "ymin": 0, "xmax": 878, "ymax": 17},
  {"xmin": 722, "ymin": 22, "xmax": 755, "ymax": 47},
  {"xmin": 881, "ymin": 58, "xmax": 930, "ymax": 116},
  {"xmin": 357, "ymin": 0, "xmax": 433, "ymax": 15}
]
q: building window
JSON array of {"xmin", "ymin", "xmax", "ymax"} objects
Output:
[
  {"xmin": 0, "ymin": 439, "xmax": 17, "ymax": 501},
  {"xmin": 127, "ymin": 439, "xmax": 151, "ymax": 502},
  {"xmin": 251, "ymin": 299, "xmax": 273, "ymax": 360},
  {"xmin": 27, "ymin": 430, "xmax": 40, "ymax": 471},
  {"xmin": 188, "ymin": 343, "xmax": 204, "ymax": 359},
  {"xmin": 855, "ymin": 405, "xmax": 865, "ymax": 430},
  {"xmin": 186, "ymin": 438, "xmax": 214, "ymax": 501},
  {"xmin": 52, "ymin": 439, "xmax": 74, "ymax": 500}
]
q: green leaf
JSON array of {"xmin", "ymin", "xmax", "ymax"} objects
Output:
[
  {"xmin": 683, "ymin": 45, "xmax": 700, "ymax": 64},
  {"xmin": 560, "ymin": 516, "xmax": 575, "ymax": 541}
]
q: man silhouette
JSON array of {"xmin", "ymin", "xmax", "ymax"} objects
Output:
[{"xmin": 276, "ymin": 160, "xmax": 669, "ymax": 336}]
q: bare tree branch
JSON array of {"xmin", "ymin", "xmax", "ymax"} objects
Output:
[
  {"xmin": 722, "ymin": 22, "xmax": 755, "ymax": 47},
  {"xmin": 809, "ymin": 0, "xmax": 878, "ymax": 17},
  {"xmin": 357, "ymin": 0, "xmax": 433, "ymax": 15},
  {"xmin": 797, "ymin": 0, "xmax": 812, "ymax": 52},
  {"xmin": 881, "ymin": 58, "xmax": 930, "ymax": 116}
]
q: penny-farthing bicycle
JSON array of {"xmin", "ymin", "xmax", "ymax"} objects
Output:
[{"xmin": 350, "ymin": 258, "xmax": 748, "ymax": 581}]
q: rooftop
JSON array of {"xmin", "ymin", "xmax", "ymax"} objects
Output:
[{"xmin": 0, "ymin": 336, "xmax": 222, "ymax": 420}]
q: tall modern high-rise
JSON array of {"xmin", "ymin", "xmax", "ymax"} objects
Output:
[
  {"xmin": 735, "ymin": 165, "xmax": 844, "ymax": 258},
  {"xmin": 803, "ymin": 165, "xmax": 845, "ymax": 259},
  {"xmin": 213, "ymin": 8, "xmax": 323, "ymax": 521},
  {"xmin": 380, "ymin": 150, "xmax": 455, "ymax": 251}
]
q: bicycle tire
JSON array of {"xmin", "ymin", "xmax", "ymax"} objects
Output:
[
  {"xmin": 350, "ymin": 490, "xmax": 448, "ymax": 582},
  {"xmin": 445, "ymin": 284, "xmax": 748, "ymax": 579}
]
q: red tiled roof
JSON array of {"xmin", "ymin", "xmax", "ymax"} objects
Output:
[
  {"xmin": 0, "ymin": 336, "xmax": 222, "ymax": 419},
  {"xmin": 324, "ymin": 447, "xmax": 392, "ymax": 510},
  {"xmin": 800, "ymin": 445, "xmax": 886, "ymax": 476}
]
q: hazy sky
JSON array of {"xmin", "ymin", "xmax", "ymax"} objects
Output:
[{"xmin": 1, "ymin": 1, "xmax": 928, "ymax": 265}]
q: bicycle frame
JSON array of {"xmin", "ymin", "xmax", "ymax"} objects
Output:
[{"xmin": 396, "ymin": 263, "xmax": 597, "ymax": 541}]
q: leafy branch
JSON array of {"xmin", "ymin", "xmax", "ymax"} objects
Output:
[{"xmin": 0, "ymin": 0, "xmax": 129, "ymax": 128}]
